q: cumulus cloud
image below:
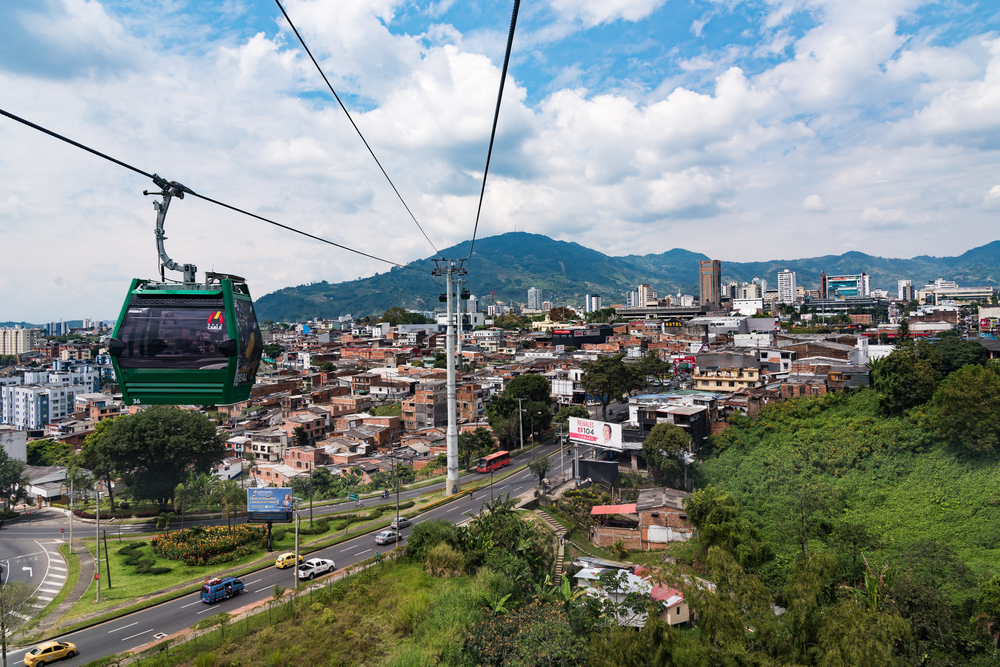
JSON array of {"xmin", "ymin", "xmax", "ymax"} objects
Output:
[
  {"xmin": 549, "ymin": 0, "xmax": 667, "ymax": 27},
  {"xmin": 984, "ymin": 185, "xmax": 1000, "ymax": 209},
  {"xmin": 0, "ymin": 0, "xmax": 999, "ymax": 320},
  {"xmin": 803, "ymin": 194, "xmax": 827, "ymax": 211}
]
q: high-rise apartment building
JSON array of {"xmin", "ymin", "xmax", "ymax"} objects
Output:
[
  {"xmin": 626, "ymin": 289, "xmax": 641, "ymax": 308},
  {"xmin": 897, "ymin": 280, "xmax": 913, "ymax": 301},
  {"xmin": 527, "ymin": 287, "xmax": 542, "ymax": 310},
  {"xmin": 584, "ymin": 294, "xmax": 602, "ymax": 313},
  {"xmin": 825, "ymin": 273, "xmax": 870, "ymax": 298},
  {"xmin": 0, "ymin": 328, "xmax": 41, "ymax": 356},
  {"xmin": 777, "ymin": 269, "xmax": 797, "ymax": 304},
  {"xmin": 699, "ymin": 260, "xmax": 722, "ymax": 307},
  {"xmin": 637, "ymin": 284, "xmax": 657, "ymax": 307}
]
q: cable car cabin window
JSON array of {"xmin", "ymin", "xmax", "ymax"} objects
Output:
[
  {"xmin": 234, "ymin": 298, "xmax": 262, "ymax": 386},
  {"xmin": 116, "ymin": 301, "xmax": 229, "ymax": 370}
]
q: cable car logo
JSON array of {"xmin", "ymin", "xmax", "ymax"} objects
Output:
[{"xmin": 207, "ymin": 311, "xmax": 225, "ymax": 332}]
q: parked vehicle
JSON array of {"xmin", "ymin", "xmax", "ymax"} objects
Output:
[
  {"xmin": 200, "ymin": 576, "xmax": 244, "ymax": 604},
  {"xmin": 375, "ymin": 530, "xmax": 399, "ymax": 545},
  {"xmin": 390, "ymin": 517, "xmax": 410, "ymax": 529},
  {"xmin": 297, "ymin": 558, "xmax": 336, "ymax": 580},
  {"xmin": 275, "ymin": 552, "xmax": 303, "ymax": 569},
  {"xmin": 24, "ymin": 641, "xmax": 77, "ymax": 666}
]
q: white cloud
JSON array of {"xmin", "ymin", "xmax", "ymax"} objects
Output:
[
  {"xmin": 984, "ymin": 185, "xmax": 1000, "ymax": 209},
  {"xmin": 548, "ymin": 0, "xmax": 667, "ymax": 27},
  {"xmin": 1, "ymin": 0, "xmax": 999, "ymax": 320},
  {"xmin": 803, "ymin": 194, "xmax": 827, "ymax": 211}
]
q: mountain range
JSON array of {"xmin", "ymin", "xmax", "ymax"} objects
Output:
[{"xmin": 253, "ymin": 233, "xmax": 1000, "ymax": 322}]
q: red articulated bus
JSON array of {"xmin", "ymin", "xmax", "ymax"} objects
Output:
[{"xmin": 477, "ymin": 450, "xmax": 511, "ymax": 473}]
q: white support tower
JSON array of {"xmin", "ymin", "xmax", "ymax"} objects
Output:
[{"xmin": 432, "ymin": 259, "xmax": 466, "ymax": 496}]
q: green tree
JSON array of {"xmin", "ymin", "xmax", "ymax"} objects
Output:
[
  {"xmin": 641, "ymin": 423, "xmax": 690, "ymax": 482},
  {"xmin": 0, "ymin": 452, "xmax": 27, "ymax": 513},
  {"xmin": 529, "ymin": 457, "xmax": 550, "ymax": 485},
  {"xmin": 26, "ymin": 439, "xmax": 72, "ymax": 466},
  {"xmin": 553, "ymin": 404, "xmax": 590, "ymax": 424},
  {"xmin": 915, "ymin": 331, "xmax": 989, "ymax": 378},
  {"xmin": 504, "ymin": 374, "xmax": 553, "ymax": 406},
  {"xmin": 638, "ymin": 351, "xmax": 672, "ymax": 386},
  {"xmin": 263, "ymin": 343, "xmax": 285, "ymax": 359},
  {"xmin": 683, "ymin": 486, "xmax": 771, "ymax": 569},
  {"xmin": 581, "ymin": 353, "xmax": 639, "ymax": 420},
  {"xmin": 88, "ymin": 407, "xmax": 226, "ymax": 506},
  {"xmin": 79, "ymin": 417, "xmax": 121, "ymax": 510},
  {"xmin": 930, "ymin": 363, "xmax": 1000, "ymax": 452},
  {"xmin": 293, "ymin": 425, "xmax": 310, "ymax": 448},
  {"xmin": 459, "ymin": 428, "xmax": 496, "ymax": 471},
  {"xmin": 869, "ymin": 349, "xmax": 936, "ymax": 416},
  {"xmin": 0, "ymin": 581, "xmax": 37, "ymax": 663}
]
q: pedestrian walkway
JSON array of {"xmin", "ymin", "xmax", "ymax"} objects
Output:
[
  {"xmin": 35, "ymin": 545, "xmax": 94, "ymax": 633},
  {"xmin": 533, "ymin": 509, "xmax": 568, "ymax": 584}
]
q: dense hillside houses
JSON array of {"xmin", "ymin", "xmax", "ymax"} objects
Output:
[{"xmin": 1, "ymin": 258, "xmax": 995, "ymax": 506}]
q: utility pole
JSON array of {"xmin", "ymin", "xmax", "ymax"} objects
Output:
[
  {"xmin": 516, "ymin": 397, "xmax": 525, "ymax": 451},
  {"xmin": 95, "ymin": 489, "xmax": 101, "ymax": 602},
  {"xmin": 432, "ymin": 259, "xmax": 466, "ymax": 496}
]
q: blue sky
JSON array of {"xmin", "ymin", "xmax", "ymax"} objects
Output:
[{"xmin": 0, "ymin": 0, "xmax": 999, "ymax": 320}]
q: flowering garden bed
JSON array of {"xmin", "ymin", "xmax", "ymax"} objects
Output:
[{"xmin": 152, "ymin": 524, "xmax": 268, "ymax": 567}]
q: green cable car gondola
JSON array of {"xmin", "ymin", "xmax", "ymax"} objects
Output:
[{"xmin": 108, "ymin": 179, "xmax": 262, "ymax": 406}]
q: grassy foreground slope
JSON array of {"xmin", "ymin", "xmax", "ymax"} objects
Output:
[{"xmin": 698, "ymin": 389, "xmax": 1000, "ymax": 578}]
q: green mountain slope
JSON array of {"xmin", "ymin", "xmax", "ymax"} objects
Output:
[{"xmin": 254, "ymin": 233, "xmax": 1000, "ymax": 321}]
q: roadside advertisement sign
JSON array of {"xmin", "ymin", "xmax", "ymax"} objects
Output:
[
  {"xmin": 568, "ymin": 417, "xmax": 623, "ymax": 451},
  {"xmin": 247, "ymin": 487, "xmax": 293, "ymax": 522}
]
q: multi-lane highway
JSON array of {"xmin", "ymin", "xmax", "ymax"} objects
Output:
[{"xmin": 3, "ymin": 443, "xmax": 573, "ymax": 666}]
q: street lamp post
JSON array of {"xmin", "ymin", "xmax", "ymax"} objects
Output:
[
  {"xmin": 95, "ymin": 489, "xmax": 101, "ymax": 602},
  {"xmin": 516, "ymin": 397, "xmax": 525, "ymax": 451}
]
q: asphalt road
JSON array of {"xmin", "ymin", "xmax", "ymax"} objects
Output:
[{"xmin": 4, "ymin": 442, "xmax": 571, "ymax": 667}]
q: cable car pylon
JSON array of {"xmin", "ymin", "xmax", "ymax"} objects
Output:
[{"xmin": 431, "ymin": 258, "xmax": 466, "ymax": 496}]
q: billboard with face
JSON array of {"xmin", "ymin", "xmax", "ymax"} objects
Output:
[
  {"xmin": 569, "ymin": 416, "xmax": 622, "ymax": 451},
  {"xmin": 247, "ymin": 487, "xmax": 293, "ymax": 521}
]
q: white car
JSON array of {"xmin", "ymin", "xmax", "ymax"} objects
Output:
[
  {"xmin": 375, "ymin": 530, "xmax": 399, "ymax": 545},
  {"xmin": 297, "ymin": 558, "xmax": 336, "ymax": 580}
]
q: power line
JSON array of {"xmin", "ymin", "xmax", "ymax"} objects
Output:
[
  {"xmin": 0, "ymin": 107, "xmax": 425, "ymax": 273},
  {"xmin": 275, "ymin": 0, "xmax": 439, "ymax": 256},
  {"xmin": 467, "ymin": 0, "xmax": 521, "ymax": 265}
]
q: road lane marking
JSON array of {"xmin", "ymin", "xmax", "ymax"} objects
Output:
[
  {"xmin": 108, "ymin": 621, "xmax": 139, "ymax": 633},
  {"xmin": 255, "ymin": 587, "xmax": 271, "ymax": 593},
  {"xmin": 121, "ymin": 629, "xmax": 155, "ymax": 641},
  {"xmin": 197, "ymin": 607, "xmax": 217, "ymax": 614},
  {"xmin": 37, "ymin": 596, "xmax": 54, "ymax": 601},
  {"xmin": 354, "ymin": 549, "xmax": 371, "ymax": 557},
  {"xmin": 446, "ymin": 506, "xmax": 460, "ymax": 513},
  {"xmin": 245, "ymin": 579, "xmax": 261, "ymax": 585},
  {"xmin": 108, "ymin": 621, "xmax": 139, "ymax": 635},
  {"xmin": 181, "ymin": 601, "xmax": 202, "ymax": 609},
  {"xmin": 38, "ymin": 588, "xmax": 61, "ymax": 594},
  {"xmin": 49, "ymin": 565, "xmax": 67, "ymax": 572}
]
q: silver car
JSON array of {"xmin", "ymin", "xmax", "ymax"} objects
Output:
[
  {"xmin": 375, "ymin": 530, "xmax": 399, "ymax": 545},
  {"xmin": 390, "ymin": 517, "xmax": 411, "ymax": 529}
]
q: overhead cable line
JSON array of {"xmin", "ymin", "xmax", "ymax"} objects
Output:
[
  {"xmin": 274, "ymin": 0, "xmax": 439, "ymax": 255},
  {"xmin": 0, "ymin": 107, "xmax": 425, "ymax": 273},
  {"xmin": 467, "ymin": 0, "xmax": 521, "ymax": 265}
]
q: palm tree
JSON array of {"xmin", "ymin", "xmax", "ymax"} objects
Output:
[{"xmin": 210, "ymin": 480, "xmax": 245, "ymax": 532}]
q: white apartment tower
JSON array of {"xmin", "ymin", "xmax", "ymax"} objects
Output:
[
  {"xmin": 584, "ymin": 294, "xmax": 602, "ymax": 313},
  {"xmin": 777, "ymin": 269, "xmax": 797, "ymax": 304},
  {"xmin": 527, "ymin": 287, "xmax": 542, "ymax": 310}
]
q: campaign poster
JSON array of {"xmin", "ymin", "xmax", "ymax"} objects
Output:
[{"xmin": 569, "ymin": 416, "xmax": 623, "ymax": 451}]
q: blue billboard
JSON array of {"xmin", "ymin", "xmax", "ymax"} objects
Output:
[{"xmin": 247, "ymin": 487, "xmax": 293, "ymax": 522}]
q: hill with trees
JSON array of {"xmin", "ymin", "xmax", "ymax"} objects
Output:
[{"xmin": 254, "ymin": 233, "xmax": 1000, "ymax": 321}]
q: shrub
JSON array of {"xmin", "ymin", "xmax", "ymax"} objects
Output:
[
  {"xmin": 194, "ymin": 652, "xmax": 216, "ymax": 667},
  {"xmin": 424, "ymin": 543, "xmax": 465, "ymax": 578},
  {"xmin": 152, "ymin": 524, "xmax": 266, "ymax": 566},
  {"xmin": 406, "ymin": 519, "xmax": 458, "ymax": 562}
]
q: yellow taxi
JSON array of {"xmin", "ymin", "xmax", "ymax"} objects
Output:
[
  {"xmin": 24, "ymin": 640, "xmax": 78, "ymax": 666},
  {"xmin": 275, "ymin": 552, "xmax": 302, "ymax": 569}
]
